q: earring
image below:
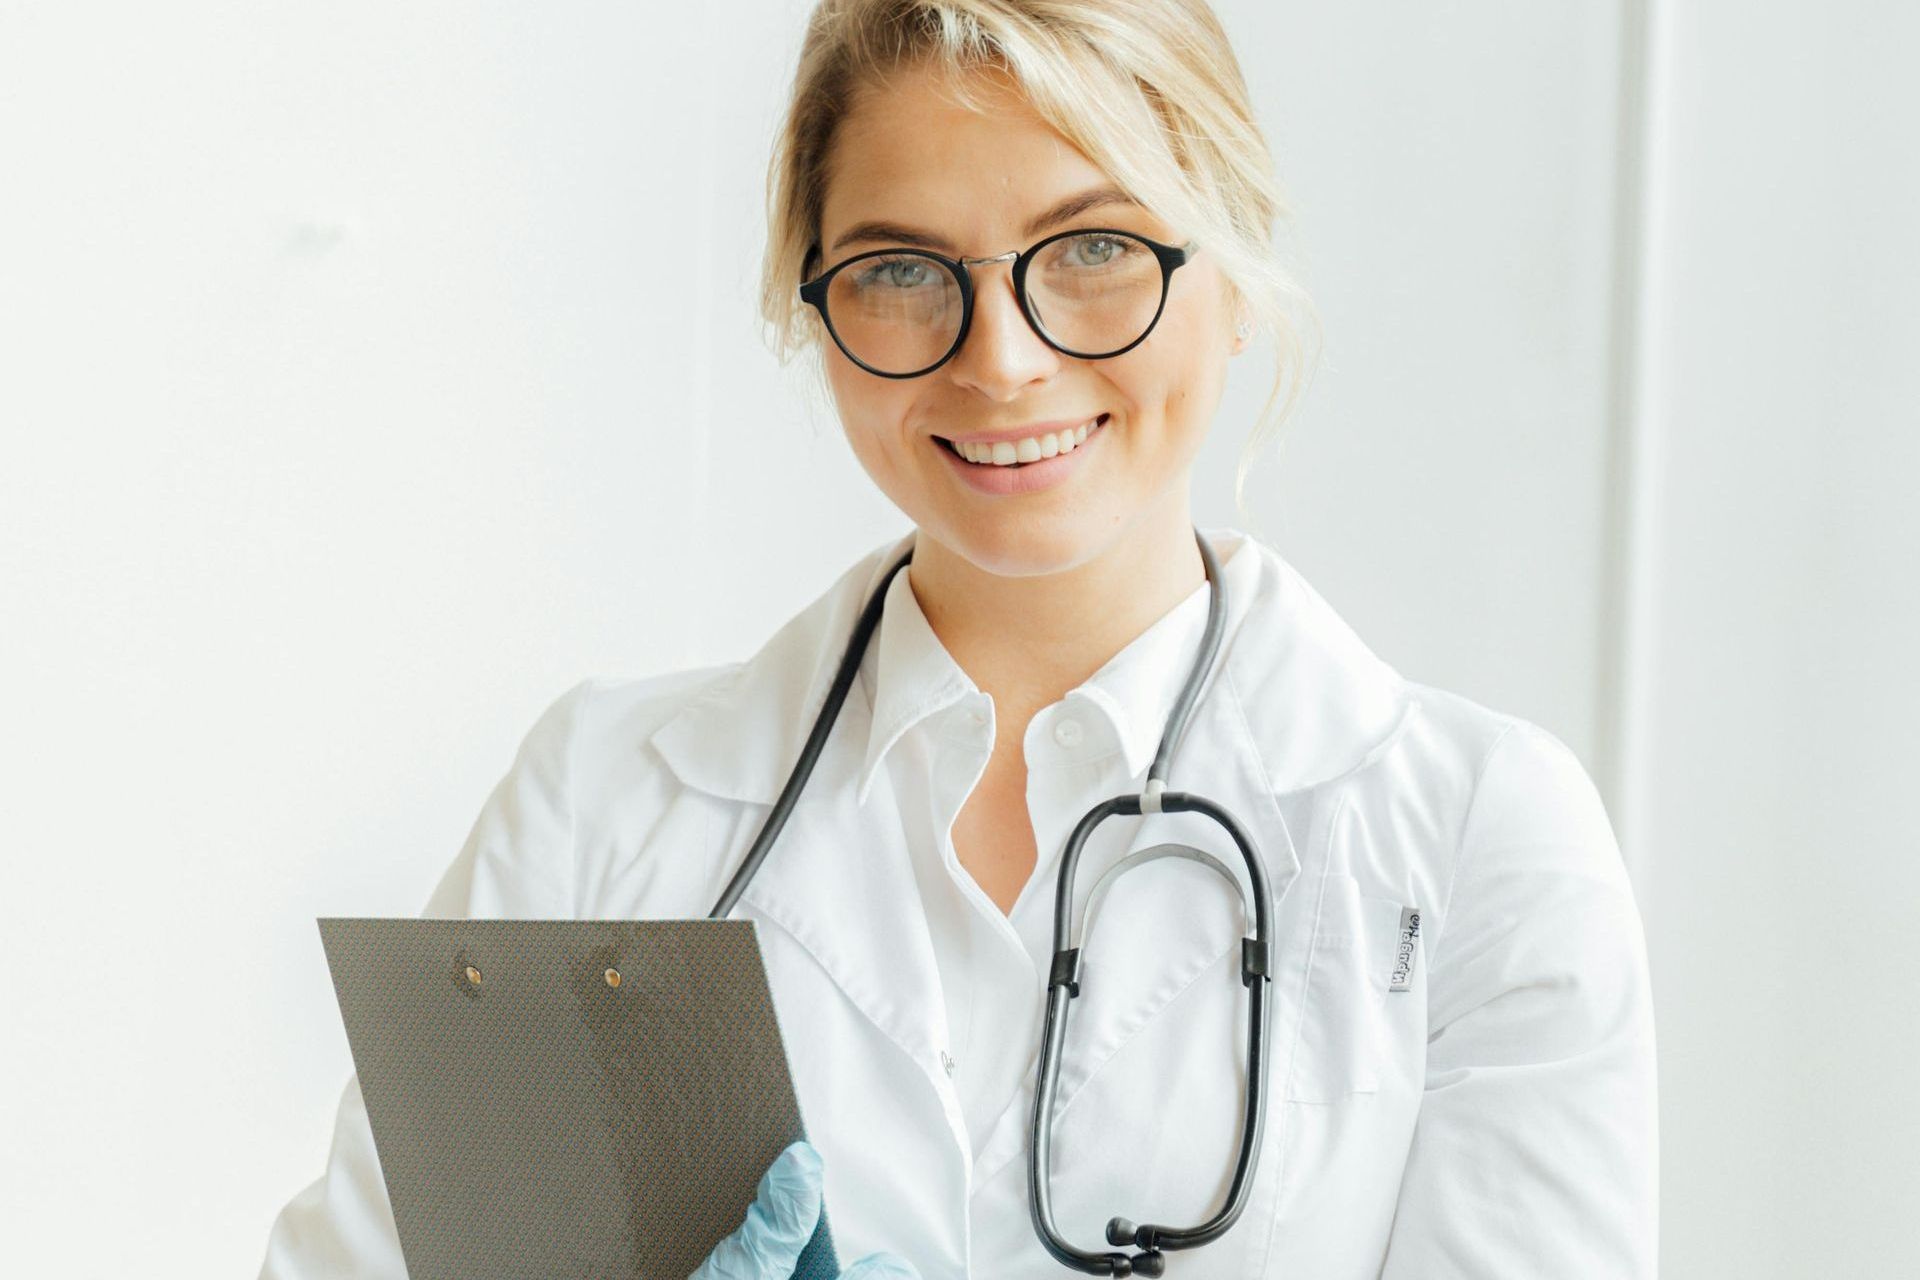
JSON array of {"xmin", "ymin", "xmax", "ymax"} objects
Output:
[{"xmin": 1234, "ymin": 319, "xmax": 1254, "ymax": 340}]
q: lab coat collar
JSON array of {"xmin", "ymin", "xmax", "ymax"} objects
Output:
[
  {"xmin": 850, "ymin": 530, "xmax": 1238, "ymax": 808},
  {"xmin": 648, "ymin": 524, "xmax": 1412, "ymax": 808},
  {"xmin": 853, "ymin": 560, "xmax": 972, "ymax": 809}
]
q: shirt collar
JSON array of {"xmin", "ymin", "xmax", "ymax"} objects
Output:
[
  {"xmin": 852, "ymin": 533, "xmax": 1249, "ymax": 807},
  {"xmin": 648, "ymin": 525, "xmax": 1416, "ymax": 808}
]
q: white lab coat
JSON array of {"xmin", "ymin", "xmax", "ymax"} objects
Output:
[{"xmin": 259, "ymin": 525, "xmax": 1657, "ymax": 1279}]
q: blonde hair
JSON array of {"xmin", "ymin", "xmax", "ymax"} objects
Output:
[{"xmin": 758, "ymin": 0, "xmax": 1321, "ymax": 518}]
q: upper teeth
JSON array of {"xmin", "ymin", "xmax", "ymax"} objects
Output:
[{"xmin": 953, "ymin": 418, "xmax": 1100, "ymax": 465}]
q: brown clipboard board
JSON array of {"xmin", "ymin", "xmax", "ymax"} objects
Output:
[{"xmin": 318, "ymin": 916, "xmax": 840, "ymax": 1279}]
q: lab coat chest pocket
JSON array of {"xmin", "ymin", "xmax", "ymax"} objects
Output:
[{"xmin": 1284, "ymin": 870, "xmax": 1403, "ymax": 1102}]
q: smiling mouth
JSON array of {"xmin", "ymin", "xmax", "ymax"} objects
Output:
[{"xmin": 935, "ymin": 413, "xmax": 1111, "ymax": 467}]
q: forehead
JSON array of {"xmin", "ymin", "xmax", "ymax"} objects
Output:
[{"xmin": 820, "ymin": 64, "xmax": 1122, "ymax": 249}]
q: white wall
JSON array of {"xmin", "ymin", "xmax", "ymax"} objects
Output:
[
  {"xmin": 1630, "ymin": 3, "xmax": 1920, "ymax": 1274},
  {"xmin": 1, "ymin": 2, "xmax": 1911, "ymax": 1276}
]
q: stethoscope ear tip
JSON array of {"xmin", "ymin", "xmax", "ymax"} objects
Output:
[{"xmin": 1102, "ymin": 1219, "xmax": 1167, "ymax": 1275}]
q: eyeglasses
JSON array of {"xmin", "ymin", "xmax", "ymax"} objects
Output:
[{"xmin": 798, "ymin": 228, "xmax": 1199, "ymax": 379}]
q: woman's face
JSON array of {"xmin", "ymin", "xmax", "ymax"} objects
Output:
[{"xmin": 814, "ymin": 64, "xmax": 1248, "ymax": 577}]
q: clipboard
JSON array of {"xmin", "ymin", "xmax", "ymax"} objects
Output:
[{"xmin": 318, "ymin": 917, "xmax": 839, "ymax": 1279}]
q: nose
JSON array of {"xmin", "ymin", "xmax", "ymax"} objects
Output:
[{"xmin": 944, "ymin": 257, "xmax": 1061, "ymax": 400}]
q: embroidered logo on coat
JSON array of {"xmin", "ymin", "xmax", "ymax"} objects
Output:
[{"xmin": 1390, "ymin": 906, "xmax": 1421, "ymax": 992}]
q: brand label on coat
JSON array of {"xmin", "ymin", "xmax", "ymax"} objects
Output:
[{"xmin": 1389, "ymin": 906, "xmax": 1421, "ymax": 992}]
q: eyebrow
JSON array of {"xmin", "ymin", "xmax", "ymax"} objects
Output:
[{"xmin": 826, "ymin": 184, "xmax": 1143, "ymax": 255}]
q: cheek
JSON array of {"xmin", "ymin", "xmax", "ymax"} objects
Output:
[
  {"xmin": 1162, "ymin": 281, "xmax": 1232, "ymax": 366},
  {"xmin": 827, "ymin": 369, "xmax": 925, "ymax": 478},
  {"xmin": 1123, "ymin": 297, "xmax": 1229, "ymax": 418}
]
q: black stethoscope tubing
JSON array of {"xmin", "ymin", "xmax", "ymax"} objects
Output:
[{"xmin": 709, "ymin": 526, "xmax": 1276, "ymax": 1277}]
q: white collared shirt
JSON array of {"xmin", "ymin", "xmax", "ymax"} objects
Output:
[
  {"xmin": 259, "ymin": 525, "xmax": 1658, "ymax": 1279},
  {"xmin": 855, "ymin": 545, "xmax": 1221, "ymax": 1156}
]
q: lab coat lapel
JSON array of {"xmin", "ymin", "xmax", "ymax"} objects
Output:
[
  {"xmin": 646, "ymin": 535, "xmax": 956, "ymax": 1096},
  {"xmin": 733, "ymin": 755, "xmax": 952, "ymax": 1092}
]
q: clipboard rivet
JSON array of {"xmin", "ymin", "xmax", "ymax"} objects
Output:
[
  {"xmin": 604, "ymin": 967, "xmax": 622, "ymax": 988},
  {"xmin": 464, "ymin": 965, "xmax": 483, "ymax": 986}
]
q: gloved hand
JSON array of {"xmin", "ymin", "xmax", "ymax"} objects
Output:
[{"xmin": 690, "ymin": 1140, "xmax": 921, "ymax": 1279}]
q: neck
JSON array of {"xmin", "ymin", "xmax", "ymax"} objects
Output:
[{"xmin": 905, "ymin": 498, "xmax": 1207, "ymax": 725}]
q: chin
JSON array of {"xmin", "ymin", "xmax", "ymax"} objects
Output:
[{"xmin": 923, "ymin": 512, "xmax": 1121, "ymax": 580}]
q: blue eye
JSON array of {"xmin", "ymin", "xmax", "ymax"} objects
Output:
[
  {"xmin": 853, "ymin": 256, "xmax": 939, "ymax": 290},
  {"xmin": 1071, "ymin": 237, "xmax": 1121, "ymax": 265},
  {"xmin": 1027, "ymin": 232, "xmax": 1149, "ymax": 284}
]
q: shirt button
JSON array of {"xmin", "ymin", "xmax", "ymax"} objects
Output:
[{"xmin": 1052, "ymin": 717, "xmax": 1084, "ymax": 748}]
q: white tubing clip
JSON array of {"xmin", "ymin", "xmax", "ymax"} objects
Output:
[{"xmin": 1139, "ymin": 778, "xmax": 1166, "ymax": 814}]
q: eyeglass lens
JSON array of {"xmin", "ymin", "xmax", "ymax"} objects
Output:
[{"xmin": 822, "ymin": 231, "xmax": 1166, "ymax": 375}]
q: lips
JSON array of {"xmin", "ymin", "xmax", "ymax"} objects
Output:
[
  {"xmin": 934, "ymin": 412, "xmax": 1111, "ymax": 467},
  {"xmin": 932, "ymin": 413, "xmax": 1107, "ymax": 496}
]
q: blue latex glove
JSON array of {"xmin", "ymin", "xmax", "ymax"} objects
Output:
[{"xmin": 690, "ymin": 1140, "xmax": 921, "ymax": 1279}]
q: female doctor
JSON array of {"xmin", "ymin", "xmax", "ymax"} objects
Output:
[{"xmin": 259, "ymin": 1, "xmax": 1658, "ymax": 1276}]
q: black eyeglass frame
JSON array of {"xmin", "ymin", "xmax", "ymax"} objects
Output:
[{"xmin": 798, "ymin": 228, "xmax": 1199, "ymax": 379}]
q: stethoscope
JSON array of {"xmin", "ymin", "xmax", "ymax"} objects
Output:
[{"xmin": 708, "ymin": 525, "xmax": 1276, "ymax": 1277}]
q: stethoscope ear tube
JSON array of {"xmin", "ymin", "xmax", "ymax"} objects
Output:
[{"xmin": 1027, "ymin": 791, "xmax": 1277, "ymax": 1276}]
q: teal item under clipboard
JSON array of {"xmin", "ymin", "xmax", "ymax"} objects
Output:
[{"xmin": 319, "ymin": 917, "xmax": 839, "ymax": 1279}]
